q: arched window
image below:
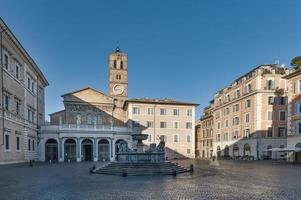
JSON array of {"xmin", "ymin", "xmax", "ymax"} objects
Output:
[
  {"xmin": 295, "ymin": 120, "xmax": 301, "ymax": 135},
  {"xmin": 113, "ymin": 60, "xmax": 117, "ymax": 69},
  {"xmin": 97, "ymin": 114, "xmax": 103, "ymax": 125},
  {"xmin": 120, "ymin": 61, "xmax": 123, "ymax": 69}
]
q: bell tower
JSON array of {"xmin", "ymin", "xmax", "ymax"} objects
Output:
[{"xmin": 108, "ymin": 46, "xmax": 128, "ymax": 107}]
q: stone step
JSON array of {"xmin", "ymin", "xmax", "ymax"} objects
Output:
[{"xmin": 94, "ymin": 161, "xmax": 190, "ymax": 176}]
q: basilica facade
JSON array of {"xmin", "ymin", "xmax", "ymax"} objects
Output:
[{"xmin": 38, "ymin": 47, "xmax": 197, "ymax": 162}]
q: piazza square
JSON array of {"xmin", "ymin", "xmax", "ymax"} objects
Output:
[{"xmin": 1, "ymin": 1, "xmax": 301, "ymax": 199}]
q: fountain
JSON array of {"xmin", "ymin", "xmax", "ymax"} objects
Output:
[
  {"xmin": 117, "ymin": 134, "xmax": 165, "ymax": 163},
  {"xmin": 93, "ymin": 134, "xmax": 190, "ymax": 176}
]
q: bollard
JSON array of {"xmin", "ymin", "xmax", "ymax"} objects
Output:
[
  {"xmin": 190, "ymin": 164, "xmax": 194, "ymax": 172},
  {"xmin": 172, "ymin": 169, "xmax": 177, "ymax": 176},
  {"xmin": 122, "ymin": 170, "xmax": 127, "ymax": 177}
]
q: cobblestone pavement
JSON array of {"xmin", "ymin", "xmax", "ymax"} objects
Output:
[{"xmin": 0, "ymin": 159, "xmax": 301, "ymax": 200}]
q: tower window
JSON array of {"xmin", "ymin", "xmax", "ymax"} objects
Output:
[
  {"xmin": 120, "ymin": 61, "xmax": 123, "ymax": 69},
  {"xmin": 116, "ymin": 74, "xmax": 121, "ymax": 80},
  {"xmin": 113, "ymin": 60, "xmax": 117, "ymax": 69}
]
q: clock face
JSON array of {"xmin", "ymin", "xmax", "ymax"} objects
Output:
[{"xmin": 113, "ymin": 84, "xmax": 124, "ymax": 95}]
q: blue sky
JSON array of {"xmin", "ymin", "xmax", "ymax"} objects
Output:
[{"xmin": 1, "ymin": 0, "xmax": 301, "ymax": 119}]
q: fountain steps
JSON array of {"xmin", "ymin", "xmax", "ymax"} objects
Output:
[{"xmin": 94, "ymin": 161, "xmax": 190, "ymax": 176}]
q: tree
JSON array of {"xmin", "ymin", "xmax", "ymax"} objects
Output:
[{"xmin": 291, "ymin": 56, "xmax": 301, "ymax": 70}]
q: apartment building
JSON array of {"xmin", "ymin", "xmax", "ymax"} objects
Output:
[
  {"xmin": 283, "ymin": 59, "xmax": 301, "ymax": 162},
  {"xmin": 195, "ymin": 103, "xmax": 213, "ymax": 159},
  {"xmin": 0, "ymin": 18, "xmax": 48, "ymax": 164},
  {"xmin": 212, "ymin": 64, "xmax": 289, "ymax": 160},
  {"xmin": 124, "ymin": 99, "xmax": 198, "ymax": 159}
]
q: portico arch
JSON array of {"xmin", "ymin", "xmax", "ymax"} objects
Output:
[
  {"xmin": 224, "ymin": 145, "xmax": 229, "ymax": 157},
  {"xmin": 115, "ymin": 139, "xmax": 127, "ymax": 160},
  {"xmin": 217, "ymin": 146, "xmax": 221, "ymax": 158},
  {"xmin": 45, "ymin": 139, "xmax": 58, "ymax": 162},
  {"xmin": 233, "ymin": 144, "xmax": 239, "ymax": 157},
  {"xmin": 98, "ymin": 139, "xmax": 110, "ymax": 161},
  {"xmin": 295, "ymin": 143, "xmax": 301, "ymax": 162},
  {"xmin": 243, "ymin": 143, "xmax": 251, "ymax": 156},
  {"xmin": 64, "ymin": 139, "xmax": 76, "ymax": 162},
  {"xmin": 82, "ymin": 139, "xmax": 93, "ymax": 161}
]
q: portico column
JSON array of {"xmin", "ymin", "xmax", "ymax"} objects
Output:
[
  {"xmin": 111, "ymin": 139, "xmax": 116, "ymax": 161},
  {"xmin": 76, "ymin": 138, "xmax": 81, "ymax": 162},
  {"xmin": 93, "ymin": 138, "xmax": 98, "ymax": 162},
  {"xmin": 59, "ymin": 138, "xmax": 64, "ymax": 162}
]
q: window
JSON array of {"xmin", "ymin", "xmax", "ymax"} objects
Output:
[
  {"xmin": 225, "ymin": 120, "xmax": 228, "ymax": 127},
  {"xmin": 174, "ymin": 135, "xmax": 178, "ymax": 143},
  {"xmin": 295, "ymin": 101, "xmax": 301, "ymax": 115},
  {"xmin": 5, "ymin": 134, "xmax": 9, "ymax": 150},
  {"xmin": 247, "ymin": 83, "xmax": 252, "ymax": 93},
  {"xmin": 160, "ymin": 109, "xmax": 166, "ymax": 115},
  {"xmin": 279, "ymin": 127, "xmax": 287, "ymax": 137},
  {"xmin": 279, "ymin": 111, "xmax": 286, "ymax": 121},
  {"xmin": 87, "ymin": 114, "xmax": 93, "ymax": 124},
  {"xmin": 224, "ymin": 132, "xmax": 228, "ymax": 141},
  {"xmin": 146, "ymin": 121, "xmax": 153, "ymax": 128},
  {"xmin": 159, "ymin": 135, "xmax": 166, "ymax": 142},
  {"xmin": 132, "ymin": 107, "xmax": 140, "ymax": 115},
  {"xmin": 224, "ymin": 107, "xmax": 230, "ymax": 115},
  {"xmin": 268, "ymin": 127, "xmax": 273, "ymax": 137},
  {"xmin": 245, "ymin": 99, "xmax": 251, "ymax": 108},
  {"xmin": 268, "ymin": 111, "xmax": 273, "ymax": 120},
  {"xmin": 296, "ymin": 121, "xmax": 301, "ymax": 135},
  {"xmin": 187, "ymin": 135, "xmax": 191, "ymax": 143},
  {"xmin": 4, "ymin": 53, "xmax": 9, "ymax": 69},
  {"xmin": 187, "ymin": 149, "xmax": 191, "ymax": 154},
  {"xmin": 32, "ymin": 140, "xmax": 35, "ymax": 151},
  {"xmin": 187, "ymin": 109, "xmax": 192, "ymax": 116},
  {"xmin": 27, "ymin": 108, "xmax": 35, "ymax": 122},
  {"xmin": 217, "ymin": 122, "xmax": 221, "ymax": 130},
  {"xmin": 113, "ymin": 60, "xmax": 117, "ymax": 68},
  {"xmin": 244, "ymin": 128, "xmax": 250, "ymax": 138},
  {"xmin": 147, "ymin": 108, "xmax": 153, "ymax": 115},
  {"xmin": 173, "ymin": 121, "xmax": 179, "ymax": 129},
  {"xmin": 160, "ymin": 121, "xmax": 166, "ymax": 128},
  {"xmin": 267, "ymin": 80, "xmax": 274, "ymax": 90},
  {"xmin": 217, "ymin": 134, "xmax": 221, "ymax": 142},
  {"xmin": 233, "ymin": 104, "xmax": 239, "ymax": 112},
  {"xmin": 245, "ymin": 113, "xmax": 250, "ymax": 123},
  {"xmin": 233, "ymin": 117, "xmax": 239, "ymax": 125},
  {"xmin": 279, "ymin": 97, "xmax": 287, "ymax": 105},
  {"xmin": 233, "ymin": 130, "xmax": 238, "ymax": 139},
  {"xmin": 120, "ymin": 61, "xmax": 123, "ymax": 69},
  {"xmin": 15, "ymin": 64, "xmax": 20, "ymax": 79},
  {"xmin": 27, "ymin": 78, "xmax": 31, "ymax": 89},
  {"xmin": 173, "ymin": 109, "xmax": 179, "ymax": 116},
  {"xmin": 226, "ymin": 94, "xmax": 230, "ymax": 102},
  {"xmin": 235, "ymin": 89, "xmax": 240, "ymax": 98},
  {"xmin": 16, "ymin": 100, "xmax": 20, "ymax": 115},
  {"xmin": 16, "ymin": 136, "xmax": 20, "ymax": 151},
  {"xmin": 28, "ymin": 139, "xmax": 31, "ymax": 151},
  {"xmin": 186, "ymin": 122, "xmax": 192, "ymax": 129},
  {"xmin": 268, "ymin": 96, "xmax": 274, "ymax": 105},
  {"xmin": 4, "ymin": 94, "xmax": 10, "ymax": 110}
]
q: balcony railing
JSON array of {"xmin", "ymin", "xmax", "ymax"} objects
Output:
[{"xmin": 40, "ymin": 123, "xmax": 132, "ymax": 133}]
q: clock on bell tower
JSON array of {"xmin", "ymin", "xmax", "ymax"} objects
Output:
[{"xmin": 108, "ymin": 46, "xmax": 128, "ymax": 107}]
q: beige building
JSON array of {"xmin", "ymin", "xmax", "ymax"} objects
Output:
[
  {"xmin": 283, "ymin": 63, "xmax": 301, "ymax": 162},
  {"xmin": 0, "ymin": 18, "xmax": 48, "ymax": 164},
  {"xmin": 124, "ymin": 99, "xmax": 198, "ymax": 159},
  {"xmin": 195, "ymin": 103, "xmax": 213, "ymax": 159},
  {"xmin": 211, "ymin": 64, "xmax": 289, "ymax": 160}
]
